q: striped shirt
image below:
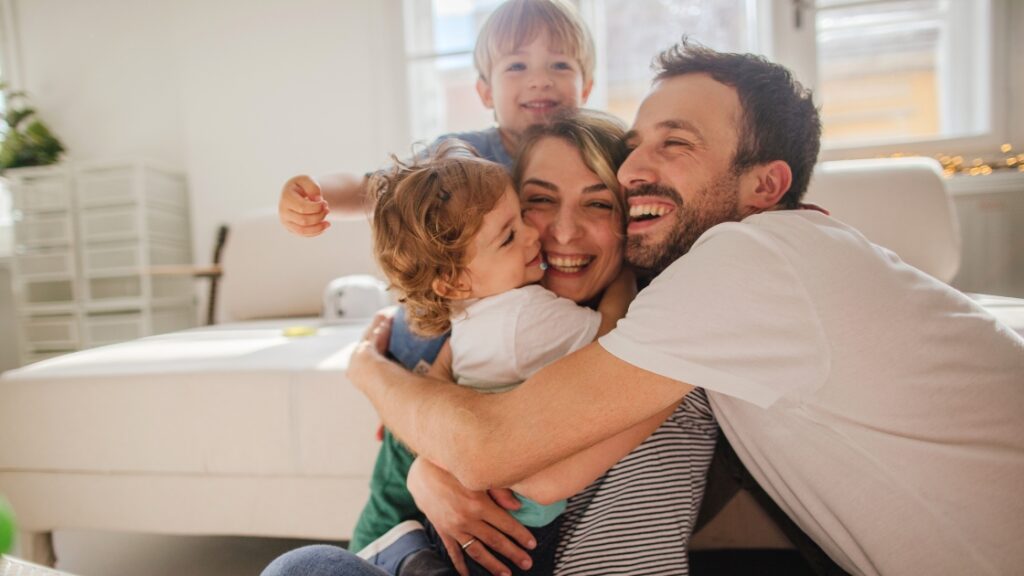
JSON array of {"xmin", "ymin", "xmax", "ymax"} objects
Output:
[{"xmin": 554, "ymin": 389, "xmax": 717, "ymax": 575}]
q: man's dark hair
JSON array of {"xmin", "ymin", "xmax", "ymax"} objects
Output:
[{"xmin": 653, "ymin": 38, "xmax": 821, "ymax": 208}]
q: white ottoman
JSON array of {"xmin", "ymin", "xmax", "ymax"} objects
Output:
[{"xmin": 0, "ymin": 319, "xmax": 378, "ymax": 565}]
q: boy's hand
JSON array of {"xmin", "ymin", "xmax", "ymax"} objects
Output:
[
  {"xmin": 279, "ymin": 174, "xmax": 331, "ymax": 237},
  {"xmin": 408, "ymin": 458, "xmax": 535, "ymax": 576}
]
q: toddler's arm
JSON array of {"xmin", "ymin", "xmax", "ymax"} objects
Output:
[
  {"xmin": 278, "ymin": 171, "xmax": 369, "ymax": 237},
  {"xmin": 596, "ymin": 267, "xmax": 637, "ymax": 336},
  {"xmin": 510, "ymin": 401, "xmax": 678, "ymax": 506}
]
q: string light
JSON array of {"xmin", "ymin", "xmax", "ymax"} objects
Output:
[{"xmin": 929, "ymin": 144, "xmax": 1022, "ymax": 178}]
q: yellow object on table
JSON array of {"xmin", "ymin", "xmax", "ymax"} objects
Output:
[{"xmin": 282, "ymin": 326, "xmax": 318, "ymax": 338}]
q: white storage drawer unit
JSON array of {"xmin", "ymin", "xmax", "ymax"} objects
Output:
[
  {"xmin": 13, "ymin": 211, "xmax": 74, "ymax": 247},
  {"xmin": 20, "ymin": 314, "xmax": 79, "ymax": 351},
  {"xmin": 81, "ymin": 242, "xmax": 190, "ymax": 276},
  {"xmin": 16, "ymin": 248, "xmax": 76, "ymax": 278},
  {"xmin": 4, "ymin": 160, "xmax": 197, "ymax": 366},
  {"xmin": 9, "ymin": 168, "xmax": 72, "ymax": 212}
]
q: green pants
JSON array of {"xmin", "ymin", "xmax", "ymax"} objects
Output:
[{"xmin": 349, "ymin": 429, "xmax": 420, "ymax": 552}]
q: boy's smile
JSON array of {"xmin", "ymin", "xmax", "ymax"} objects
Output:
[{"xmin": 476, "ymin": 33, "xmax": 592, "ymax": 149}]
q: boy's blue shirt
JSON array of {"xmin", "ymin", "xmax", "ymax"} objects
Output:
[{"xmin": 436, "ymin": 126, "xmax": 514, "ymax": 170}]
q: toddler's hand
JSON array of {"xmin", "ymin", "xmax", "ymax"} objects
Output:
[{"xmin": 279, "ymin": 174, "xmax": 331, "ymax": 237}]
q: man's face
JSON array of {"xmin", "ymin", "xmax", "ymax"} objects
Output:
[{"xmin": 618, "ymin": 73, "xmax": 747, "ymax": 275}]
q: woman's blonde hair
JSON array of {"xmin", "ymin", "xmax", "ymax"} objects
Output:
[
  {"xmin": 369, "ymin": 141, "xmax": 510, "ymax": 337},
  {"xmin": 474, "ymin": 0, "xmax": 595, "ymax": 85},
  {"xmin": 513, "ymin": 108, "xmax": 629, "ymax": 217}
]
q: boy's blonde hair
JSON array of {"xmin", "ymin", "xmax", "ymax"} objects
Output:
[
  {"xmin": 369, "ymin": 141, "xmax": 511, "ymax": 337},
  {"xmin": 474, "ymin": 0, "xmax": 595, "ymax": 85}
]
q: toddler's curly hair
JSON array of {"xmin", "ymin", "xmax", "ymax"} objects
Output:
[{"xmin": 369, "ymin": 140, "xmax": 511, "ymax": 336}]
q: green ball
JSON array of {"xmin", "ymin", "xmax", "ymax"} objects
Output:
[{"xmin": 0, "ymin": 494, "xmax": 15, "ymax": 554}]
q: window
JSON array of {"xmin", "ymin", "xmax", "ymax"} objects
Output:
[
  {"xmin": 813, "ymin": 0, "xmax": 992, "ymax": 148},
  {"xmin": 402, "ymin": 0, "xmax": 1002, "ymax": 155}
]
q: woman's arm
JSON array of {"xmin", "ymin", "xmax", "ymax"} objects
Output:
[{"xmin": 511, "ymin": 402, "xmax": 678, "ymax": 505}]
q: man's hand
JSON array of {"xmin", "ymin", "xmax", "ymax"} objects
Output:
[
  {"xmin": 279, "ymin": 174, "xmax": 331, "ymax": 237},
  {"xmin": 408, "ymin": 458, "xmax": 536, "ymax": 576},
  {"xmin": 347, "ymin": 309, "xmax": 394, "ymax": 390}
]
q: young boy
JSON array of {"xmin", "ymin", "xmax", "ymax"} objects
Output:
[
  {"xmin": 276, "ymin": 0, "xmax": 599, "ymax": 556},
  {"xmin": 278, "ymin": 0, "xmax": 594, "ymax": 235}
]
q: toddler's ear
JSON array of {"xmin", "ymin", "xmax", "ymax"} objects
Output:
[
  {"xmin": 432, "ymin": 276, "xmax": 472, "ymax": 300},
  {"xmin": 476, "ymin": 77, "xmax": 495, "ymax": 110}
]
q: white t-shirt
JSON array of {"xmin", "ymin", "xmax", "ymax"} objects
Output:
[
  {"xmin": 451, "ymin": 284, "xmax": 602, "ymax": 392},
  {"xmin": 600, "ymin": 210, "xmax": 1024, "ymax": 575}
]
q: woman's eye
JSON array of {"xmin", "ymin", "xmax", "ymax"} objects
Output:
[
  {"xmin": 525, "ymin": 195, "xmax": 554, "ymax": 205},
  {"xmin": 501, "ymin": 229, "xmax": 516, "ymax": 247},
  {"xmin": 665, "ymin": 139, "xmax": 692, "ymax": 149},
  {"xmin": 588, "ymin": 201, "xmax": 614, "ymax": 210}
]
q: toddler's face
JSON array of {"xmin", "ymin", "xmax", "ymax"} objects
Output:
[
  {"xmin": 477, "ymin": 33, "xmax": 591, "ymax": 144},
  {"xmin": 459, "ymin": 187, "xmax": 544, "ymax": 300}
]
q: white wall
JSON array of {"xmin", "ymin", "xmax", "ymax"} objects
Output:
[{"xmin": 12, "ymin": 0, "xmax": 409, "ymax": 264}]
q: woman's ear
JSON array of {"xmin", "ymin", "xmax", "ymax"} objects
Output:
[{"xmin": 739, "ymin": 160, "xmax": 792, "ymax": 213}]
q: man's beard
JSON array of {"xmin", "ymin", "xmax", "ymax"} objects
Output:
[{"xmin": 626, "ymin": 171, "xmax": 743, "ymax": 276}]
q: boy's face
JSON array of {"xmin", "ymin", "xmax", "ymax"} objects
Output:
[
  {"xmin": 457, "ymin": 187, "xmax": 545, "ymax": 300},
  {"xmin": 477, "ymin": 33, "xmax": 592, "ymax": 144}
]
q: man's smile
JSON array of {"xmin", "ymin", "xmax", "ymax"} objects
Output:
[{"xmin": 627, "ymin": 196, "xmax": 677, "ymax": 233}]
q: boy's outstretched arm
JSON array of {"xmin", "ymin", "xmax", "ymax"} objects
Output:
[{"xmin": 279, "ymin": 171, "xmax": 369, "ymax": 236}]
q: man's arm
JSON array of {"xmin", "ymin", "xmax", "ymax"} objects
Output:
[
  {"xmin": 348, "ymin": 316, "xmax": 693, "ymax": 490},
  {"xmin": 511, "ymin": 402, "xmax": 678, "ymax": 505}
]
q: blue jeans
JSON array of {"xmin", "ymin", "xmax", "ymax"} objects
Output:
[{"xmin": 261, "ymin": 545, "xmax": 388, "ymax": 576}]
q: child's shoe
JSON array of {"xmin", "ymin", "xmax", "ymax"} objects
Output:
[{"xmin": 357, "ymin": 519, "xmax": 443, "ymax": 575}]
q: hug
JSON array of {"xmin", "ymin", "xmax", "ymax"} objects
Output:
[{"xmin": 267, "ymin": 1, "xmax": 1024, "ymax": 575}]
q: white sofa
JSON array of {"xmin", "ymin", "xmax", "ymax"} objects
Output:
[{"xmin": 2, "ymin": 160, "xmax": 1022, "ymax": 566}]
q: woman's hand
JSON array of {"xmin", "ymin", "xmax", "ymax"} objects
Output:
[{"xmin": 407, "ymin": 458, "xmax": 536, "ymax": 576}]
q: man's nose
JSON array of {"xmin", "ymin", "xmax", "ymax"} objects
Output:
[{"xmin": 618, "ymin": 145, "xmax": 656, "ymax": 189}]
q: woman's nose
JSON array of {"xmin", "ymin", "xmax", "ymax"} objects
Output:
[
  {"xmin": 618, "ymin": 145, "xmax": 656, "ymax": 190},
  {"xmin": 551, "ymin": 208, "xmax": 583, "ymax": 244}
]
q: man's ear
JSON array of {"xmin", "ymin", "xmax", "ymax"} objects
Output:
[
  {"xmin": 476, "ymin": 77, "xmax": 495, "ymax": 110},
  {"xmin": 739, "ymin": 160, "xmax": 792, "ymax": 213},
  {"xmin": 580, "ymin": 79, "xmax": 594, "ymax": 104},
  {"xmin": 432, "ymin": 275, "xmax": 473, "ymax": 301}
]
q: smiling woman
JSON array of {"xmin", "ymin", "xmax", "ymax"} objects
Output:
[{"xmin": 514, "ymin": 108, "xmax": 629, "ymax": 305}]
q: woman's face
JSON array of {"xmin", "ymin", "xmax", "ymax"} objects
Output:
[{"xmin": 520, "ymin": 136, "xmax": 624, "ymax": 304}]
